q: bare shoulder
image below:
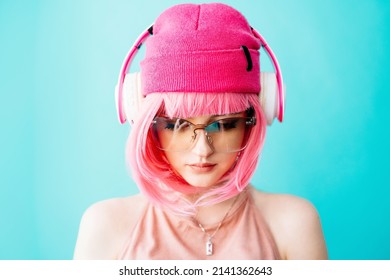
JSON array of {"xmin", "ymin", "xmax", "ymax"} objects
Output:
[
  {"xmin": 250, "ymin": 188, "xmax": 318, "ymax": 221},
  {"xmin": 73, "ymin": 194, "xmax": 148, "ymax": 259},
  {"xmin": 250, "ymin": 188, "xmax": 328, "ymax": 260}
]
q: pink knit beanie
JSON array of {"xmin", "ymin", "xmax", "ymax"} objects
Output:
[{"xmin": 140, "ymin": 3, "xmax": 261, "ymax": 94}]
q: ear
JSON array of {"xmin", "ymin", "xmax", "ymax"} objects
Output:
[
  {"xmin": 122, "ymin": 72, "xmax": 144, "ymax": 125},
  {"xmin": 260, "ymin": 72, "xmax": 280, "ymax": 125}
]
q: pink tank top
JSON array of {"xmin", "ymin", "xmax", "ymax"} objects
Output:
[{"xmin": 119, "ymin": 190, "xmax": 280, "ymax": 259}]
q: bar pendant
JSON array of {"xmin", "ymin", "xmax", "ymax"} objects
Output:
[{"xmin": 206, "ymin": 239, "xmax": 213, "ymax": 256}]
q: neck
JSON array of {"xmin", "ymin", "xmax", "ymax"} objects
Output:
[{"xmin": 192, "ymin": 191, "xmax": 243, "ymax": 227}]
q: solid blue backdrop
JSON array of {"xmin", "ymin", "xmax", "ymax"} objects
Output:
[{"xmin": 0, "ymin": 0, "xmax": 389, "ymax": 259}]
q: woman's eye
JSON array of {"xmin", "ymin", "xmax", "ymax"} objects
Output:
[
  {"xmin": 221, "ymin": 119, "xmax": 238, "ymax": 130},
  {"xmin": 204, "ymin": 119, "xmax": 237, "ymax": 133},
  {"xmin": 204, "ymin": 119, "xmax": 238, "ymax": 133},
  {"xmin": 164, "ymin": 122, "xmax": 175, "ymax": 130},
  {"xmin": 205, "ymin": 121, "xmax": 221, "ymax": 132},
  {"xmin": 207, "ymin": 119, "xmax": 238, "ymax": 132}
]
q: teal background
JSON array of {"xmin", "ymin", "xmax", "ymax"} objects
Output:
[{"xmin": 1, "ymin": 0, "xmax": 389, "ymax": 259}]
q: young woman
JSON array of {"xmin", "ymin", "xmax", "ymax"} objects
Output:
[{"xmin": 74, "ymin": 3, "xmax": 327, "ymax": 260}]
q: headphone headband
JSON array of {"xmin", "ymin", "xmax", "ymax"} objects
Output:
[
  {"xmin": 116, "ymin": 27, "xmax": 152, "ymax": 124},
  {"xmin": 251, "ymin": 28, "xmax": 284, "ymax": 122}
]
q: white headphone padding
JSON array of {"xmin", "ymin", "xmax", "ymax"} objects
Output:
[
  {"xmin": 260, "ymin": 72, "xmax": 279, "ymax": 125},
  {"xmin": 123, "ymin": 72, "xmax": 144, "ymax": 125}
]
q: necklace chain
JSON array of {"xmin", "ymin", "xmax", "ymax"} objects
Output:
[{"xmin": 194, "ymin": 195, "xmax": 239, "ymax": 256}]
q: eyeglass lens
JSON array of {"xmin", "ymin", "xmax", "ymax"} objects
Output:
[{"xmin": 151, "ymin": 117, "xmax": 254, "ymax": 153}]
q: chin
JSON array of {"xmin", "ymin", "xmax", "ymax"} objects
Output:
[
  {"xmin": 183, "ymin": 177, "xmax": 219, "ymax": 188},
  {"xmin": 186, "ymin": 181, "xmax": 215, "ymax": 188}
]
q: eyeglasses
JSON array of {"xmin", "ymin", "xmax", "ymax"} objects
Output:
[{"xmin": 151, "ymin": 116, "xmax": 256, "ymax": 153}]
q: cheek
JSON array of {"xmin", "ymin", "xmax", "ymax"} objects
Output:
[
  {"xmin": 218, "ymin": 153, "xmax": 238, "ymax": 170},
  {"xmin": 219, "ymin": 154, "xmax": 240, "ymax": 180},
  {"xmin": 164, "ymin": 152, "xmax": 184, "ymax": 167}
]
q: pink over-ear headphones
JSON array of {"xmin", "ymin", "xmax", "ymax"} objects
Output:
[{"xmin": 115, "ymin": 25, "xmax": 285, "ymax": 126}]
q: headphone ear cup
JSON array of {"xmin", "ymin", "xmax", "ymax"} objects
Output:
[
  {"xmin": 123, "ymin": 72, "xmax": 144, "ymax": 125},
  {"xmin": 260, "ymin": 72, "xmax": 279, "ymax": 125}
]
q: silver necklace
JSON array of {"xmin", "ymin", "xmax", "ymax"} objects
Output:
[{"xmin": 194, "ymin": 195, "xmax": 239, "ymax": 256}]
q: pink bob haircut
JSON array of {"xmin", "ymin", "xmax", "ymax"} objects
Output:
[{"xmin": 126, "ymin": 92, "xmax": 266, "ymax": 216}]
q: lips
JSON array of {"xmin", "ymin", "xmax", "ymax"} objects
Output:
[{"xmin": 188, "ymin": 162, "xmax": 216, "ymax": 172}]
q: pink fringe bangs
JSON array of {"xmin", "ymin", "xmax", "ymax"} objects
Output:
[{"xmin": 126, "ymin": 92, "xmax": 266, "ymax": 216}]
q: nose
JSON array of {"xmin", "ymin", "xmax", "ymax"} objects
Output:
[{"xmin": 191, "ymin": 129, "xmax": 214, "ymax": 157}]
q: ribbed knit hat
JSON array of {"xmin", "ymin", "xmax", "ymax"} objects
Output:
[{"xmin": 140, "ymin": 3, "xmax": 261, "ymax": 95}]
